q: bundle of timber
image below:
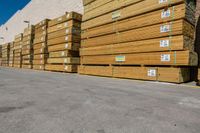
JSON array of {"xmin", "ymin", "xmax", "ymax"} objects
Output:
[
  {"xmin": 33, "ymin": 19, "xmax": 50, "ymax": 70},
  {"xmin": 0, "ymin": 45, "xmax": 2, "ymax": 66},
  {"xmin": 9, "ymin": 42, "xmax": 14, "ymax": 67},
  {"xmin": 45, "ymin": 12, "xmax": 82, "ymax": 73},
  {"xmin": 79, "ymin": 0, "xmax": 198, "ymax": 83},
  {"xmin": 1, "ymin": 43, "xmax": 10, "ymax": 67},
  {"xmin": 14, "ymin": 33, "xmax": 23, "ymax": 68},
  {"xmin": 22, "ymin": 25, "xmax": 35, "ymax": 69}
]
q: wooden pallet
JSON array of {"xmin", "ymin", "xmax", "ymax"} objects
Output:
[{"xmin": 78, "ymin": 65, "xmax": 191, "ymax": 83}]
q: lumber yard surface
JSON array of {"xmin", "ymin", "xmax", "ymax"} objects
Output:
[{"xmin": 0, "ymin": 67, "xmax": 200, "ymax": 133}]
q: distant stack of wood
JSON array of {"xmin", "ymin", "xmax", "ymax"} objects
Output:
[
  {"xmin": 1, "ymin": 43, "xmax": 10, "ymax": 67},
  {"xmin": 22, "ymin": 26, "xmax": 35, "ymax": 69},
  {"xmin": 0, "ymin": 45, "xmax": 2, "ymax": 66},
  {"xmin": 14, "ymin": 33, "xmax": 23, "ymax": 68},
  {"xmin": 79, "ymin": 0, "xmax": 197, "ymax": 83},
  {"xmin": 33, "ymin": 19, "xmax": 49, "ymax": 70},
  {"xmin": 45, "ymin": 12, "xmax": 82, "ymax": 73},
  {"xmin": 9, "ymin": 42, "xmax": 14, "ymax": 67}
]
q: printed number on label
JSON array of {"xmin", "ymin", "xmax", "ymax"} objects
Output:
[
  {"xmin": 161, "ymin": 54, "xmax": 170, "ymax": 62},
  {"xmin": 160, "ymin": 40, "xmax": 169, "ymax": 47},
  {"xmin": 161, "ymin": 9, "xmax": 170, "ymax": 18},
  {"xmin": 160, "ymin": 25, "xmax": 171, "ymax": 33},
  {"xmin": 148, "ymin": 69, "xmax": 156, "ymax": 77}
]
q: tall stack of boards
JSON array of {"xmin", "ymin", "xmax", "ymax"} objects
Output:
[
  {"xmin": 45, "ymin": 12, "xmax": 82, "ymax": 73},
  {"xmin": 9, "ymin": 42, "xmax": 14, "ymax": 67},
  {"xmin": 1, "ymin": 43, "xmax": 10, "ymax": 67},
  {"xmin": 79, "ymin": 0, "xmax": 197, "ymax": 83},
  {"xmin": 0, "ymin": 45, "xmax": 2, "ymax": 66},
  {"xmin": 14, "ymin": 33, "xmax": 23, "ymax": 68}
]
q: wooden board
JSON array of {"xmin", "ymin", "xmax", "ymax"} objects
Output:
[
  {"xmin": 81, "ymin": 50, "xmax": 198, "ymax": 66},
  {"xmin": 48, "ymin": 43, "xmax": 80, "ymax": 52},
  {"xmin": 33, "ymin": 35, "xmax": 47, "ymax": 44},
  {"xmin": 47, "ymin": 57, "xmax": 80, "ymax": 64},
  {"xmin": 33, "ymin": 60, "xmax": 46, "ymax": 65},
  {"xmin": 82, "ymin": 19, "xmax": 194, "ymax": 48},
  {"xmin": 78, "ymin": 65, "xmax": 191, "ymax": 83},
  {"xmin": 47, "ymin": 35, "xmax": 81, "ymax": 46},
  {"xmin": 48, "ymin": 27, "xmax": 81, "ymax": 40},
  {"xmin": 45, "ymin": 64, "xmax": 78, "ymax": 72},
  {"xmin": 34, "ymin": 31, "xmax": 47, "ymax": 38},
  {"xmin": 82, "ymin": 4, "xmax": 194, "ymax": 39},
  {"xmin": 33, "ymin": 54, "xmax": 48, "ymax": 60},
  {"xmin": 33, "ymin": 43, "xmax": 47, "ymax": 50},
  {"xmin": 82, "ymin": 0, "xmax": 189, "ymax": 29},
  {"xmin": 80, "ymin": 35, "xmax": 193, "ymax": 56},
  {"xmin": 83, "ymin": 0, "xmax": 96, "ymax": 6},
  {"xmin": 48, "ymin": 12, "xmax": 82, "ymax": 27},
  {"xmin": 49, "ymin": 50, "xmax": 79, "ymax": 58},
  {"xmin": 48, "ymin": 20, "xmax": 81, "ymax": 34},
  {"xmin": 33, "ymin": 65, "xmax": 45, "ymax": 70},
  {"xmin": 22, "ymin": 64, "xmax": 32, "ymax": 69},
  {"xmin": 34, "ymin": 48, "xmax": 48, "ymax": 54},
  {"xmin": 34, "ymin": 19, "xmax": 50, "ymax": 29}
]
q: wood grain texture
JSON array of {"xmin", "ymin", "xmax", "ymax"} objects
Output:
[{"xmin": 45, "ymin": 64, "xmax": 78, "ymax": 72}]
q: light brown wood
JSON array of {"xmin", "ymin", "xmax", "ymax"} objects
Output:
[
  {"xmin": 45, "ymin": 64, "xmax": 78, "ymax": 72},
  {"xmin": 49, "ymin": 50, "xmax": 79, "ymax": 58},
  {"xmin": 48, "ymin": 43, "xmax": 80, "ymax": 52},
  {"xmin": 47, "ymin": 57, "xmax": 80, "ymax": 64},
  {"xmin": 33, "ymin": 65, "xmax": 45, "ymax": 70}
]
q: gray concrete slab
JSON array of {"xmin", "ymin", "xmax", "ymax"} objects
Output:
[{"xmin": 0, "ymin": 67, "xmax": 200, "ymax": 133}]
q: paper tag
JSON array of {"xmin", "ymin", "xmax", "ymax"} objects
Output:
[
  {"xmin": 58, "ymin": 17, "xmax": 62, "ymax": 21},
  {"xmin": 159, "ymin": 0, "xmax": 167, "ymax": 4},
  {"xmin": 160, "ymin": 40, "xmax": 169, "ymax": 47},
  {"xmin": 148, "ymin": 69, "xmax": 156, "ymax": 77},
  {"xmin": 161, "ymin": 54, "xmax": 170, "ymax": 62},
  {"xmin": 65, "ymin": 43, "xmax": 68, "ymax": 49},
  {"xmin": 66, "ymin": 29, "xmax": 69, "ymax": 34},
  {"xmin": 161, "ymin": 9, "xmax": 170, "ymax": 18},
  {"xmin": 62, "ymin": 52, "xmax": 65, "ymax": 56},
  {"xmin": 112, "ymin": 10, "xmax": 121, "ymax": 20},
  {"xmin": 64, "ymin": 22, "xmax": 68, "ymax": 27},
  {"xmin": 64, "ymin": 66, "xmax": 68, "ymax": 70},
  {"xmin": 115, "ymin": 55, "xmax": 125, "ymax": 62},
  {"xmin": 160, "ymin": 24, "xmax": 171, "ymax": 33},
  {"xmin": 65, "ymin": 36, "xmax": 68, "ymax": 41},
  {"xmin": 64, "ymin": 58, "xmax": 68, "ymax": 63}
]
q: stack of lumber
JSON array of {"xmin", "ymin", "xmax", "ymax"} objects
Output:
[
  {"xmin": 79, "ymin": 0, "xmax": 197, "ymax": 83},
  {"xmin": 33, "ymin": 19, "xmax": 49, "ymax": 70},
  {"xmin": 1, "ymin": 43, "xmax": 10, "ymax": 67},
  {"xmin": 45, "ymin": 12, "xmax": 82, "ymax": 72},
  {"xmin": 0, "ymin": 45, "xmax": 2, "ymax": 66},
  {"xmin": 9, "ymin": 42, "xmax": 14, "ymax": 67},
  {"xmin": 22, "ymin": 26, "xmax": 35, "ymax": 69},
  {"xmin": 14, "ymin": 33, "xmax": 23, "ymax": 68}
]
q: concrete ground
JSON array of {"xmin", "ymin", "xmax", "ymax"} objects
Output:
[{"xmin": 0, "ymin": 67, "xmax": 200, "ymax": 133}]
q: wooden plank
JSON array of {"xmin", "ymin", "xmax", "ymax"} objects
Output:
[
  {"xmin": 33, "ymin": 54, "xmax": 48, "ymax": 60},
  {"xmin": 48, "ymin": 12, "xmax": 82, "ymax": 27},
  {"xmin": 48, "ymin": 43, "xmax": 80, "ymax": 52},
  {"xmin": 45, "ymin": 64, "xmax": 78, "ymax": 72},
  {"xmin": 82, "ymin": 4, "xmax": 194, "ymax": 39},
  {"xmin": 33, "ymin": 65, "xmax": 45, "ymax": 70},
  {"xmin": 47, "ymin": 35, "xmax": 81, "ymax": 46},
  {"xmin": 48, "ymin": 20, "xmax": 81, "ymax": 34},
  {"xmin": 33, "ymin": 35, "xmax": 47, "ymax": 44},
  {"xmin": 34, "ymin": 31, "xmax": 47, "ymax": 38},
  {"xmin": 81, "ymin": 50, "xmax": 198, "ymax": 66},
  {"xmin": 34, "ymin": 19, "xmax": 50, "ymax": 29},
  {"xmin": 22, "ymin": 64, "xmax": 32, "ymax": 69},
  {"xmin": 82, "ymin": 20, "xmax": 194, "ymax": 48},
  {"xmin": 80, "ymin": 35, "xmax": 193, "ymax": 56},
  {"xmin": 33, "ymin": 43, "xmax": 47, "ymax": 50},
  {"xmin": 47, "ymin": 57, "xmax": 80, "ymax": 64},
  {"xmin": 33, "ymin": 60, "xmax": 46, "ymax": 65},
  {"xmin": 49, "ymin": 50, "xmax": 79, "ymax": 58},
  {"xmin": 83, "ymin": 0, "xmax": 96, "ymax": 6},
  {"xmin": 82, "ymin": 0, "xmax": 191, "ymax": 29},
  {"xmin": 78, "ymin": 65, "xmax": 113, "ymax": 77},
  {"xmin": 34, "ymin": 48, "xmax": 48, "ymax": 54}
]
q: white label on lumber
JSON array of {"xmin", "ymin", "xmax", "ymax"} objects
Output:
[
  {"xmin": 64, "ymin": 58, "xmax": 68, "ymax": 63},
  {"xmin": 64, "ymin": 66, "xmax": 68, "ymax": 70},
  {"xmin": 161, "ymin": 54, "xmax": 170, "ymax": 62},
  {"xmin": 65, "ymin": 43, "xmax": 68, "ymax": 49},
  {"xmin": 148, "ymin": 69, "xmax": 156, "ymax": 77},
  {"xmin": 112, "ymin": 10, "xmax": 121, "ymax": 20},
  {"xmin": 115, "ymin": 55, "xmax": 125, "ymax": 62},
  {"xmin": 62, "ymin": 52, "xmax": 65, "ymax": 56},
  {"xmin": 66, "ymin": 29, "xmax": 69, "ymax": 34},
  {"xmin": 64, "ymin": 22, "xmax": 68, "ymax": 27},
  {"xmin": 160, "ymin": 25, "xmax": 171, "ymax": 33},
  {"xmin": 161, "ymin": 9, "xmax": 170, "ymax": 18},
  {"xmin": 65, "ymin": 36, "xmax": 68, "ymax": 41},
  {"xmin": 58, "ymin": 17, "xmax": 62, "ymax": 22},
  {"xmin": 40, "ymin": 49, "xmax": 43, "ymax": 52},
  {"xmin": 160, "ymin": 40, "xmax": 169, "ymax": 47},
  {"xmin": 159, "ymin": 0, "xmax": 167, "ymax": 4}
]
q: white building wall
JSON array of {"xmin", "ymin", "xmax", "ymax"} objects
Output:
[{"xmin": 0, "ymin": 0, "xmax": 83, "ymax": 44}]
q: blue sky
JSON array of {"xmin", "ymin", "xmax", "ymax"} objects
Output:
[{"xmin": 0, "ymin": 0, "xmax": 31, "ymax": 25}]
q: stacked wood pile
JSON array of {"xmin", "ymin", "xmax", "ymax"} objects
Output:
[
  {"xmin": 79, "ymin": 0, "xmax": 198, "ymax": 83},
  {"xmin": 33, "ymin": 19, "xmax": 49, "ymax": 70},
  {"xmin": 22, "ymin": 26, "xmax": 35, "ymax": 69},
  {"xmin": 0, "ymin": 45, "xmax": 2, "ymax": 66},
  {"xmin": 1, "ymin": 43, "xmax": 10, "ymax": 67},
  {"xmin": 14, "ymin": 33, "xmax": 23, "ymax": 68},
  {"xmin": 45, "ymin": 12, "xmax": 82, "ymax": 72},
  {"xmin": 9, "ymin": 42, "xmax": 14, "ymax": 67}
]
